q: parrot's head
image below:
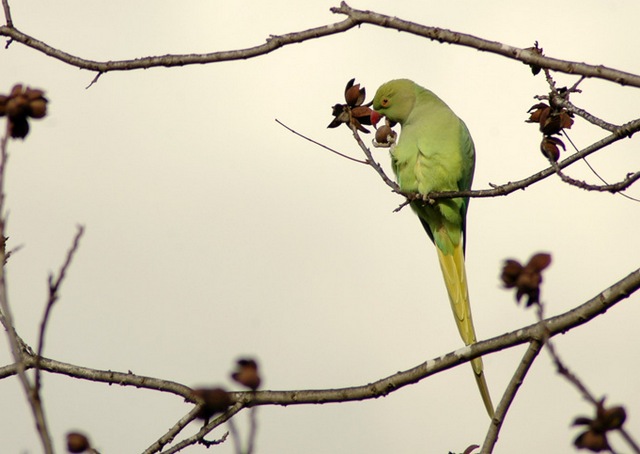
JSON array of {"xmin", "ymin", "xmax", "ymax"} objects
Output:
[{"xmin": 371, "ymin": 79, "xmax": 417, "ymax": 127}]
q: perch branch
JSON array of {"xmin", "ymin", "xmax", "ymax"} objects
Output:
[{"xmin": 2, "ymin": 266, "xmax": 636, "ymax": 452}]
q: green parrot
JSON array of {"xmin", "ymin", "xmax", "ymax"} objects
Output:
[{"xmin": 371, "ymin": 79, "xmax": 494, "ymax": 418}]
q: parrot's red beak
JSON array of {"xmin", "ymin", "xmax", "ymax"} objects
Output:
[{"xmin": 370, "ymin": 110, "xmax": 382, "ymax": 127}]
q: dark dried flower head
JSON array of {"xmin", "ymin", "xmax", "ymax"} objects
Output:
[
  {"xmin": 540, "ymin": 136, "xmax": 566, "ymax": 161},
  {"xmin": 231, "ymin": 358, "xmax": 261, "ymax": 390},
  {"xmin": 192, "ymin": 387, "xmax": 232, "ymax": 419},
  {"xmin": 500, "ymin": 253, "xmax": 551, "ymax": 306},
  {"xmin": 66, "ymin": 432, "xmax": 91, "ymax": 453},
  {"xmin": 526, "ymin": 103, "xmax": 550, "ymax": 124},
  {"xmin": 573, "ymin": 400, "xmax": 626, "ymax": 452},
  {"xmin": 344, "ymin": 78, "xmax": 366, "ymax": 107},
  {"xmin": 328, "ymin": 78, "xmax": 373, "ymax": 133},
  {"xmin": 0, "ymin": 84, "xmax": 48, "ymax": 139},
  {"xmin": 574, "ymin": 430, "xmax": 609, "ymax": 452}
]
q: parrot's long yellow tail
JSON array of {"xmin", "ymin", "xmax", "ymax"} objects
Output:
[{"xmin": 436, "ymin": 243, "xmax": 494, "ymax": 418}]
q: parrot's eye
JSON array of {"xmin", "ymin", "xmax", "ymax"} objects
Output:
[{"xmin": 380, "ymin": 97, "xmax": 390, "ymax": 107}]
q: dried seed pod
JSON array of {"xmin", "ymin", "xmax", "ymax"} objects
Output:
[
  {"xmin": 375, "ymin": 124, "xmax": 395, "ymax": 145},
  {"xmin": 192, "ymin": 387, "xmax": 232, "ymax": 419},
  {"xmin": 231, "ymin": 358, "xmax": 261, "ymax": 390},
  {"xmin": 66, "ymin": 432, "xmax": 91, "ymax": 453}
]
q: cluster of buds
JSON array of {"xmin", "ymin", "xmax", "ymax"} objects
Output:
[
  {"xmin": 526, "ymin": 93, "xmax": 574, "ymax": 161},
  {"xmin": 191, "ymin": 357, "xmax": 262, "ymax": 420},
  {"xmin": 524, "ymin": 42, "xmax": 574, "ymax": 161},
  {"xmin": 327, "ymin": 78, "xmax": 374, "ymax": 133},
  {"xmin": 328, "ymin": 78, "xmax": 397, "ymax": 147},
  {"xmin": 500, "ymin": 253, "xmax": 551, "ymax": 306},
  {"xmin": 573, "ymin": 399, "xmax": 627, "ymax": 452},
  {"xmin": 0, "ymin": 84, "xmax": 47, "ymax": 138}
]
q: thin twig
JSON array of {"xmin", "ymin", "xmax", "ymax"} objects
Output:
[
  {"xmin": 481, "ymin": 340, "xmax": 543, "ymax": 454},
  {"xmin": 143, "ymin": 406, "xmax": 204, "ymax": 453},
  {"xmin": 533, "ymin": 302, "xmax": 640, "ymax": 454},
  {"xmin": 227, "ymin": 418, "xmax": 243, "ymax": 454},
  {"xmin": 158, "ymin": 404, "xmax": 243, "ymax": 454},
  {"xmin": 551, "ymin": 97, "xmax": 619, "ymax": 132},
  {"xmin": 562, "ymin": 131, "xmax": 640, "ymax": 203},
  {"xmin": 620, "ymin": 429, "xmax": 640, "ymax": 454},
  {"xmin": 550, "ymin": 160, "xmax": 640, "ymax": 193},
  {"xmin": 425, "ymin": 118, "xmax": 640, "ymax": 200},
  {"xmin": 275, "ymin": 119, "xmax": 368, "ymax": 164},
  {"xmin": 34, "ymin": 224, "xmax": 85, "ymax": 392},
  {"xmin": 1, "ymin": 0, "xmax": 12, "ymax": 28},
  {"xmin": 247, "ymin": 407, "xmax": 258, "ymax": 454},
  {"xmin": 348, "ymin": 124, "xmax": 401, "ymax": 191}
]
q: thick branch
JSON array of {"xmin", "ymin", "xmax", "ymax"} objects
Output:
[
  {"xmin": 0, "ymin": 18, "xmax": 356, "ymax": 72},
  {"xmin": 331, "ymin": 3, "xmax": 640, "ymax": 88},
  {"xmin": 2, "ymin": 266, "xmax": 637, "ymax": 409},
  {"xmin": 0, "ymin": 2, "xmax": 639, "ymax": 89},
  {"xmin": 481, "ymin": 340, "xmax": 543, "ymax": 454}
]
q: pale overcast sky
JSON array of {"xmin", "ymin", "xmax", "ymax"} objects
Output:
[{"xmin": 2, "ymin": 1, "xmax": 640, "ymax": 453}]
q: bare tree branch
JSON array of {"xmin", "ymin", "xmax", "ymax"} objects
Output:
[
  {"xmin": 1, "ymin": 0, "xmax": 12, "ymax": 28},
  {"xmin": 0, "ymin": 129, "xmax": 54, "ymax": 454},
  {"xmin": 1, "ymin": 2, "xmax": 640, "ymax": 90},
  {"xmin": 331, "ymin": 3, "xmax": 640, "ymax": 88},
  {"xmin": 275, "ymin": 119, "xmax": 368, "ymax": 164},
  {"xmin": 1, "ymin": 265, "xmax": 637, "ymax": 453},
  {"xmin": 0, "ymin": 18, "xmax": 355, "ymax": 73},
  {"xmin": 481, "ymin": 340, "xmax": 543, "ymax": 454},
  {"xmin": 352, "ymin": 117, "xmax": 640, "ymax": 202},
  {"xmin": 34, "ymin": 225, "xmax": 84, "ymax": 393}
]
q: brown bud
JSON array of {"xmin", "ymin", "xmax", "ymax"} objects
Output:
[
  {"xmin": 527, "ymin": 253, "xmax": 552, "ymax": 272},
  {"xmin": 540, "ymin": 113, "xmax": 564, "ymax": 135},
  {"xmin": 526, "ymin": 103, "xmax": 550, "ymax": 123},
  {"xmin": 5, "ymin": 95, "xmax": 29, "ymax": 118},
  {"xmin": 344, "ymin": 78, "xmax": 365, "ymax": 107},
  {"xmin": 66, "ymin": 432, "xmax": 91, "ymax": 453},
  {"xmin": 345, "ymin": 84, "xmax": 362, "ymax": 107},
  {"xmin": 500, "ymin": 259, "xmax": 523, "ymax": 288},
  {"xmin": 29, "ymin": 99, "xmax": 47, "ymax": 118},
  {"xmin": 540, "ymin": 136, "xmax": 565, "ymax": 161},
  {"xmin": 375, "ymin": 124, "xmax": 394, "ymax": 144},
  {"xmin": 0, "ymin": 95, "xmax": 8, "ymax": 117},
  {"xmin": 574, "ymin": 430, "xmax": 609, "ymax": 452},
  {"xmin": 597, "ymin": 405, "xmax": 626, "ymax": 431},
  {"xmin": 192, "ymin": 387, "xmax": 232, "ymax": 419},
  {"xmin": 231, "ymin": 358, "xmax": 261, "ymax": 390},
  {"xmin": 25, "ymin": 88, "xmax": 45, "ymax": 101},
  {"xmin": 9, "ymin": 84, "xmax": 23, "ymax": 97},
  {"xmin": 9, "ymin": 117, "xmax": 29, "ymax": 139}
]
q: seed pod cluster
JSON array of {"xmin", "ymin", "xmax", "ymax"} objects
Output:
[{"xmin": 0, "ymin": 84, "xmax": 48, "ymax": 139}]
